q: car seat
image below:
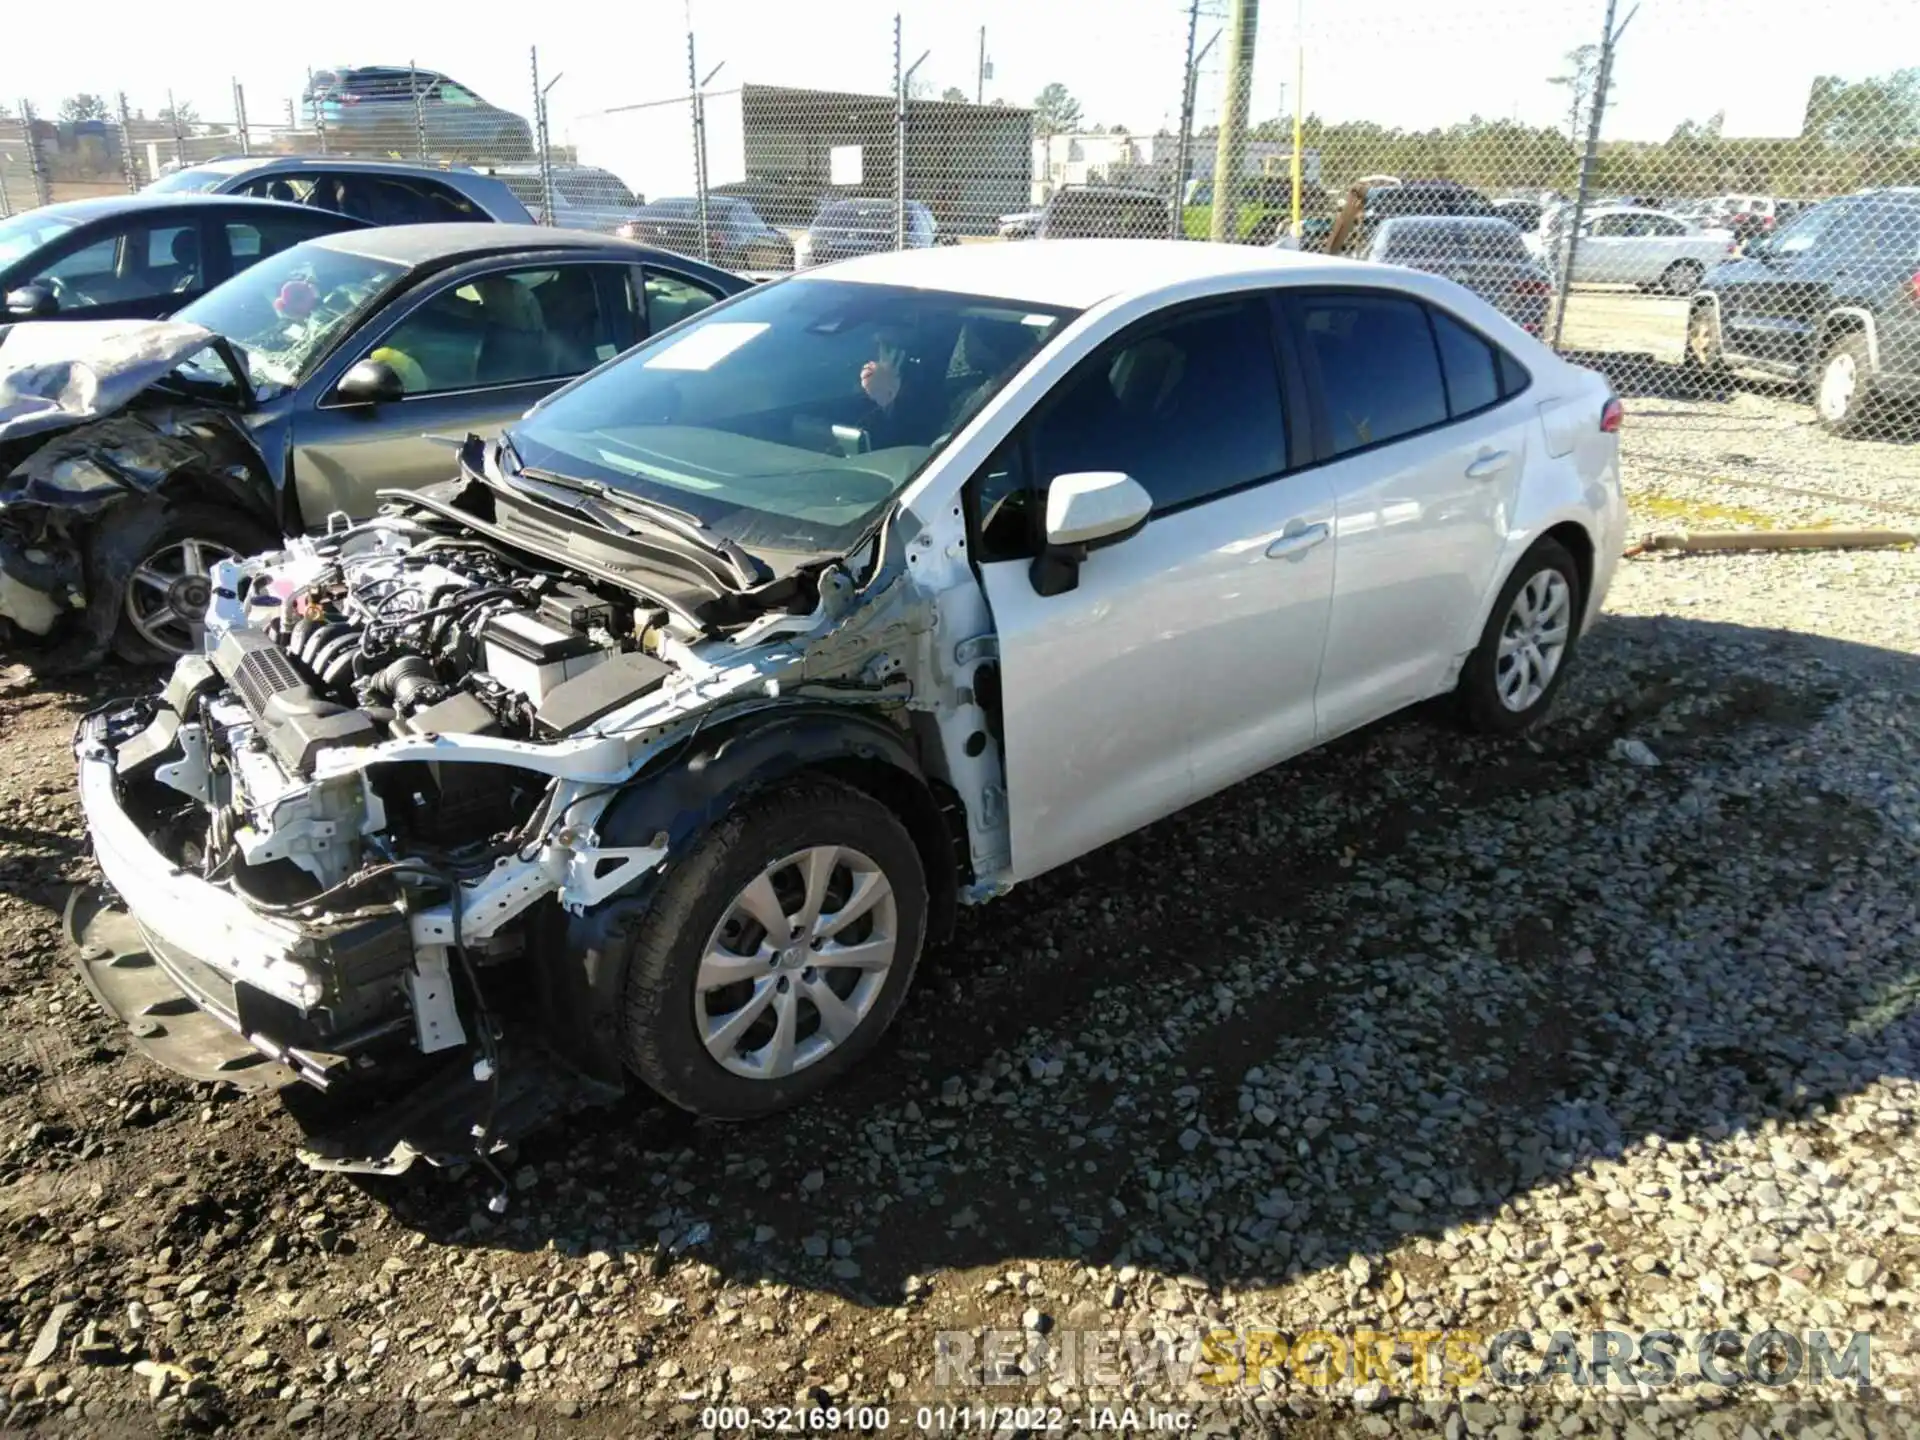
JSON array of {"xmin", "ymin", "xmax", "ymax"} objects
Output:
[
  {"xmin": 264, "ymin": 178, "xmax": 297, "ymax": 203},
  {"xmin": 169, "ymin": 229, "xmax": 201, "ymax": 292},
  {"xmin": 472, "ymin": 277, "xmax": 550, "ymax": 384}
]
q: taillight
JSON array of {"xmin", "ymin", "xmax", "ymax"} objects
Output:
[
  {"xmin": 1908, "ymin": 271, "xmax": 1920, "ymax": 304},
  {"xmin": 1600, "ymin": 396, "xmax": 1624, "ymax": 433},
  {"xmin": 1515, "ymin": 277, "xmax": 1552, "ymax": 296}
]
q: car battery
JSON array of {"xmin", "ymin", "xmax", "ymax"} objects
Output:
[{"xmin": 479, "ymin": 610, "xmax": 608, "ymax": 704}]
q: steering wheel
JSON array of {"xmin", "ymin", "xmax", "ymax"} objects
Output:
[{"xmin": 42, "ymin": 275, "xmax": 76, "ymax": 307}]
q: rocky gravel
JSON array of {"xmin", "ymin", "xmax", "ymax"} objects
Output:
[{"xmin": 0, "ymin": 393, "xmax": 1916, "ymax": 1437}]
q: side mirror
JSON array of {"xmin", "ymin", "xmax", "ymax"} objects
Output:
[
  {"xmin": 332, "ymin": 357, "xmax": 404, "ymax": 406},
  {"xmin": 5, "ymin": 285, "xmax": 58, "ymax": 320},
  {"xmin": 1029, "ymin": 471, "xmax": 1152, "ymax": 597}
]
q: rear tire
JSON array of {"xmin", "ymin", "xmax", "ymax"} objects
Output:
[
  {"xmin": 1457, "ymin": 538, "xmax": 1584, "ymax": 737},
  {"xmin": 619, "ymin": 778, "xmax": 928, "ymax": 1119},
  {"xmin": 1814, "ymin": 331, "xmax": 1874, "ymax": 437}
]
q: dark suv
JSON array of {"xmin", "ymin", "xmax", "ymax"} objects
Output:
[{"xmin": 1688, "ymin": 188, "xmax": 1920, "ymax": 434}]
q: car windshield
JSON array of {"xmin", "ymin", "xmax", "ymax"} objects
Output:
[
  {"xmin": 507, "ymin": 279, "xmax": 1076, "ymax": 558},
  {"xmin": 172, "ymin": 243, "xmax": 405, "ymax": 396},
  {"xmin": 144, "ymin": 167, "xmax": 229, "ymax": 195},
  {"xmin": 0, "ymin": 210, "xmax": 81, "ymax": 269}
]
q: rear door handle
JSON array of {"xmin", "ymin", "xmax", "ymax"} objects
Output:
[
  {"xmin": 1466, "ymin": 450, "xmax": 1513, "ymax": 480},
  {"xmin": 1265, "ymin": 522, "xmax": 1330, "ymax": 560}
]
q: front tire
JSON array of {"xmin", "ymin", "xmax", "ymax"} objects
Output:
[
  {"xmin": 1814, "ymin": 331, "xmax": 1874, "ymax": 437},
  {"xmin": 1457, "ymin": 538, "xmax": 1583, "ymax": 737},
  {"xmin": 109, "ymin": 502, "xmax": 275, "ymax": 664},
  {"xmin": 1662, "ymin": 259, "xmax": 1704, "ymax": 296},
  {"xmin": 619, "ymin": 778, "xmax": 928, "ymax": 1119}
]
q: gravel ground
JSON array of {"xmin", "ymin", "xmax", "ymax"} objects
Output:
[{"xmin": 0, "ymin": 385, "xmax": 1916, "ymax": 1438}]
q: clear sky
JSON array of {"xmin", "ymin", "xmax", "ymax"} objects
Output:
[{"xmin": 3, "ymin": 0, "xmax": 1904, "ymax": 148}]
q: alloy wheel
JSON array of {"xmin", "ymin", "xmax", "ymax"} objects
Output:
[
  {"xmin": 1818, "ymin": 350, "xmax": 1858, "ymax": 423},
  {"xmin": 123, "ymin": 537, "xmax": 243, "ymax": 656},
  {"xmin": 695, "ymin": 845, "xmax": 898, "ymax": 1080},
  {"xmin": 1495, "ymin": 569, "xmax": 1572, "ymax": 712}
]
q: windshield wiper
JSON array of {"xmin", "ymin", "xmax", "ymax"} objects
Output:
[{"xmin": 493, "ymin": 444, "xmax": 766, "ymax": 590}]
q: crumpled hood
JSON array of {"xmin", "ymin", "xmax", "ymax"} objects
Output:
[{"xmin": 0, "ymin": 318, "xmax": 221, "ymax": 447}]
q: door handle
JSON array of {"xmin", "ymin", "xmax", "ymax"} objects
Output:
[
  {"xmin": 1265, "ymin": 522, "xmax": 1330, "ymax": 560},
  {"xmin": 1465, "ymin": 450, "xmax": 1513, "ymax": 480}
]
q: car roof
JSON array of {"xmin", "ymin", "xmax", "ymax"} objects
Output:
[
  {"xmin": 172, "ymin": 155, "xmax": 492, "ymax": 180},
  {"xmin": 1379, "ymin": 216, "xmax": 1518, "ymax": 229},
  {"xmin": 16, "ymin": 193, "xmax": 334, "ymax": 223},
  {"xmin": 798, "ymin": 238, "xmax": 1373, "ymax": 309},
  {"xmin": 302, "ymin": 222, "xmax": 661, "ymax": 266}
]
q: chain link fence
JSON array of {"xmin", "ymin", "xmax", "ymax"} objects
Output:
[{"xmin": 4, "ymin": 1, "xmax": 1916, "ymax": 434}]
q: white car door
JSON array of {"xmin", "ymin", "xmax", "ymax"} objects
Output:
[
  {"xmin": 973, "ymin": 296, "xmax": 1336, "ymax": 882},
  {"xmin": 1283, "ymin": 288, "xmax": 1529, "ymax": 740},
  {"xmin": 1574, "ymin": 212, "xmax": 1637, "ymax": 283}
]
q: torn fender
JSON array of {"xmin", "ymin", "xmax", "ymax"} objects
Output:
[{"xmin": 1, "ymin": 403, "xmax": 268, "ymax": 512}]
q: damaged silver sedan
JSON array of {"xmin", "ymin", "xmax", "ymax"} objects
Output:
[{"xmin": 71, "ymin": 241, "xmax": 1625, "ymax": 1174}]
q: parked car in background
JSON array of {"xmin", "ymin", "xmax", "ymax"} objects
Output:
[
  {"xmin": 1545, "ymin": 206, "xmax": 1733, "ymax": 293},
  {"xmin": 0, "ymin": 226, "xmax": 748, "ymax": 662},
  {"xmin": 1366, "ymin": 217, "xmax": 1556, "ymax": 335},
  {"xmin": 148, "ymin": 156, "xmax": 535, "ymax": 226},
  {"xmin": 67, "ymin": 239, "xmax": 1623, "ymax": 1171},
  {"xmin": 1322, "ymin": 178, "xmax": 1502, "ymax": 256},
  {"xmin": 801, "ymin": 198, "xmax": 937, "ymax": 267},
  {"xmin": 0, "ymin": 195, "xmax": 367, "ymax": 323},
  {"xmin": 485, "ymin": 163, "xmax": 639, "ymax": 231},
  {"xmin": 1493, "ymin": 198, "xmax": 1544, "ymax": 233},
  {"xmin": 1687, "ymin": 188, "xmax": 1920, "ymax": 435},
  {"xmin": 617, "ymin": 197, "xmax": 795, "ymax": 271},
  {"xmin": 1022, "ymin": 185, "xmax": 1170, "ymax": 240},
  {"xmin": 303, "ymin": 66, "xmax": 534, "ymax": 158}
]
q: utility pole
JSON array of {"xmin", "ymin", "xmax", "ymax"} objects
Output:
[
  {"xmin": 1209, "ymin": 0, "xmax": 1259, "ymax": 242},
  {"xmin": 976, "ymin": 27, "xmax": 987, "ymax": 105},
  {"xmin": 1170, "ymin": 0, "xmax": 1201, "ymax": 238}
]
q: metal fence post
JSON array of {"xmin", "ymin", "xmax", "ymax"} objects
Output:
[
  {"xmin": 0, "ymin": 169, "xmax": 10, "ymax": 218},
  {"xmin": 688, "ymin": 31, "xmax": 712, "ymax": 263},
  {"xmin": 21, "ymin": 102, "xmax": 51, "ymax": 208},
  {"xmin": 894, "ymin": 14, "xmax": 906, "ymax": 251},
  {"xmin": 1549, "ymin": 0, "xmax": 1623, "ymax": 349},
  {"xmin": 1171, "ymin": 0, "xmax": 1200, "ymax": 238},
  {"xmin": 233, "ymin": 79, "xmax": 250, "ymax": 157},
  {"xmin": 117, "ymin": 92, "xmax": 139, "ymax": 191},
  {"xmin": 532, "ymin": 46, "xmax": 556, "ymax": 226},
  {"xmin": 411, "ymin": 60, "xmax": 427, "ymax": 158},
  {"xmin": 166, "ymin": 89, "xmax": 186, "ymax": 170}
]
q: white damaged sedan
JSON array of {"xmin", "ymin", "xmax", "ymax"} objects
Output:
[{"xmin": 71, "ymin": 240, "xmax": 1624, "ymax": 1173}]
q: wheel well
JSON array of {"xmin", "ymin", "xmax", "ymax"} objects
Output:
[
  {"xmin": 1542, "ymin": 521, "xmax": 1595, "ymax": 623},
  {"xmin": 1817, "ymin": 311, "xmax": 1869, "ymax": 360},
  {"xmin": 811, "ymin": 757, "xmax": 966, "ymax": 946}
]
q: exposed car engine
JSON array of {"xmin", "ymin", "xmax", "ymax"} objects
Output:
[{"xmin": 130, "ymin": 520, "xmax": 685, "ymax": 899}]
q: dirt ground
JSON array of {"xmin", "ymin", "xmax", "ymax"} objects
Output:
[{"xmin": 0, "ymin": 376, "xmax": 1916, "ymax": 1438}]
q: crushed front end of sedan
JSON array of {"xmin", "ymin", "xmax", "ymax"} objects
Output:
[
  {"xmin": 0, "ymin": 319, "xmax": 273, "ymax": 665},
  {"xmin": 70, "ymin": 435, "xmax": 983, "ymax": 1175}
]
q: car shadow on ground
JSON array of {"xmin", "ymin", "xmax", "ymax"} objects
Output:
[{"xmin": 364, "ymin": 609, "xmax": 1917, "ymax": 1317}]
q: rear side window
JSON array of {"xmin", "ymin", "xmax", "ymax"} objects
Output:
[
  {"xmin": 1429, "ymin": 308, "xmax": 1500, "ymax": 417},
  {"xmin": 1030, "ymin": 299, "xmax": 1286, "ymax": 511},
  {"xmin": 225, "ymin": 214, "xmax": 343, "ymax": 262},
  {"xmin": 1295, "ymin": 293, "xmax": 1447, "ymax": 455}
]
